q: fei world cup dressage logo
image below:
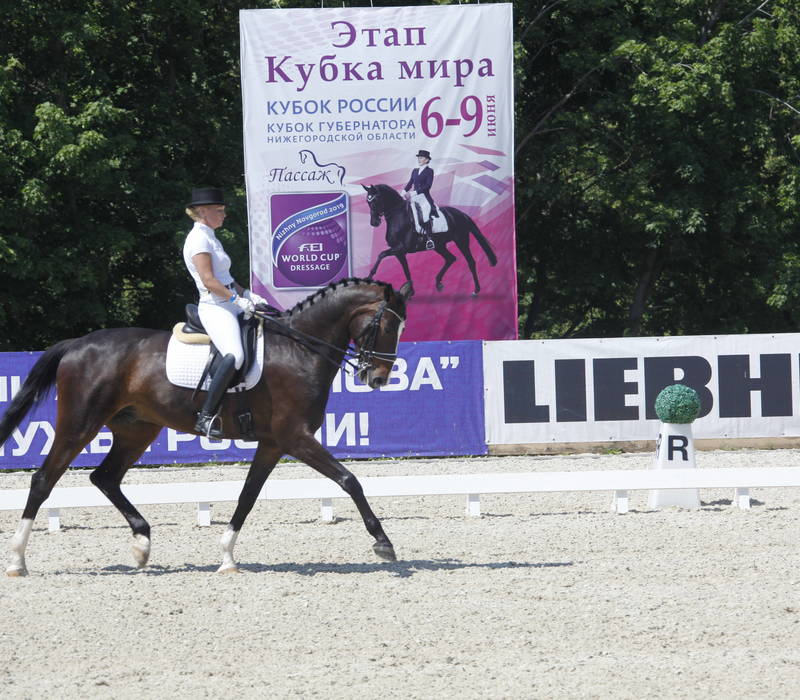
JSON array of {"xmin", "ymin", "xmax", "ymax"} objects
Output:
[{"xmin": 269, "ymin": 191, "xmax": 351, "ymax": 289}]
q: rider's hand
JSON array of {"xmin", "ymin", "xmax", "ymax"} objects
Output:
[
  {"xmin": 234, "ymin": 296, "xmax": 255, "ymax": 316},
  {"xmin": 243, "ymin": 289, "xmax": 267, "ymax": 306}
]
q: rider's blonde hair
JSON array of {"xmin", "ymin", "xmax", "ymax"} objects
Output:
[{"xmin": 185, "ymin": 206, "xmax": 202, "ymax": 221}]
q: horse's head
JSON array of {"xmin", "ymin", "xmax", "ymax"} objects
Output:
[
  {"xmin": 363, "ymin": 184, "xmax": 406, "ymax": 229},
  {"xmin": 350, "ymin": 280, "xmax": 414, "ymax": 388},
  {"xmin": 362, "ymin": 184, "xmax": 383, "ymax": 227}
]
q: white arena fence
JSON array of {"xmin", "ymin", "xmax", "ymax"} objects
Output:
[{"xmin": 3, "ymin": 467, "xmax": 800, "ymax": 531}]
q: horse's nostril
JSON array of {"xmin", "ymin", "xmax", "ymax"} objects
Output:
[{"xmin": 371, "ymin": 375, "xmax": 387, "ymax": 388}]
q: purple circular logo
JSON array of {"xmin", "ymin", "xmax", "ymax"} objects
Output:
[{"xmin": 277, "ymin": 217, "xmax": 347, "ymax": 286}]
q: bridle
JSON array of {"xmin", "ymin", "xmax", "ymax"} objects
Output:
[
  {"xmin": 367, "ymin": 189, "xmax": 406, "ymax": 225},
  {"xmin": 254, "ymin": 300, "xmax": 405, "ymax": 375},
  {"xmin": 352, "ymin": 302, "xmax": 404, "ymax": 376}
]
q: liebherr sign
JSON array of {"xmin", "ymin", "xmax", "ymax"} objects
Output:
[{"xmin": 483, "ymin": 335, "xmax": 800, "ymax": 444}]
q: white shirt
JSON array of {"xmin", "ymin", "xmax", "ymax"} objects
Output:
[{"xmin": 183, "ymin": 222, "xmax": 235, "ymax": 298}]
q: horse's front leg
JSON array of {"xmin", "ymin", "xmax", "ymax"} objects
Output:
[
  {"xmin": 289, "ymin": 434, "xmax": 396, "ymax": 561},
  {"xmin": 395, "ymin": 253, "xmax": 413, "ymax": 291},
  {"xmin": 218, "ymin": 442, "xmax": 282, "ymax": 573},
  {"xmin": 368, "ymin": 249, "xmax": 392, "ymax": 279}
]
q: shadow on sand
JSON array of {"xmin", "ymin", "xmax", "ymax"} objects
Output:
[{"xmin": 94, "ymin": 558, "xmax": 574, "ymax": 579}]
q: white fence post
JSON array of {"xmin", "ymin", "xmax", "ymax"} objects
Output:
[
  {"xmin": 320, "ymin": 498, "xmax": 335, "ymax": 522},
  {"xmin": 734, "ymin": 487, "xmax": 751, "ymax": 510},
  {"xmin": 48, "ymin": 508, "xmax": 61, "ymax": 532}
]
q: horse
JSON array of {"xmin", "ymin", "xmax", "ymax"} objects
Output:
[
  {"xmin": 0, "ymin": 277, "xmax": 412, "ymax": 576},
  {"xmin": 363, "ymin": 183, "xmax": 498, "ymax": 296},
  {"xmin": 298, "ymin": 149, "xmax": 345, "ymax": 186}
]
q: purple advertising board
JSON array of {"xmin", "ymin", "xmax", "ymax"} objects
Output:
[
  {"xmin": 0, "ymin": 341, "xmax": 486, "ymax": 470},
  {"xmin": 240, "ymin": 4, "xmax": 518, "ymax": 341}
]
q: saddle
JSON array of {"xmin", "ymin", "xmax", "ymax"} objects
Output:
[
  {"xmin": 411, "ymin": 200, "xmax": 448, "ymax": 237},
  {"xmin": 174, "ymin": 304, "xmax": 261, "ymax": 388},
  {"xmin": 168, "ymin": 305, "xmax": 264, "ymax": 439}
]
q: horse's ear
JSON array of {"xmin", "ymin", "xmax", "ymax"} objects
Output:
[
  {"xmin": 362, "ymin": 184, "xmax": 370, "ymax": 192},
  {"xmin": 398, "ymin": 281, "xmax": 414, "ymax": 301}
]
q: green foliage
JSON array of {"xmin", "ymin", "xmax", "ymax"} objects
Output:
[
  {"xmin": 655, "ymin": 384, "xmax": 701, "ymax": 424},
  {"xmin": 1, "ymin": 0, "xmax": 800, "ymax": 349}
]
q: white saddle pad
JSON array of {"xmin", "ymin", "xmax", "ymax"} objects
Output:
[
  {"xmin": 165, "ymin": 332, "xmax": 264, "ymax": 391},
  {"xmin": 410, "ymin": 194, "xmax": 448, "ymax": 234}
]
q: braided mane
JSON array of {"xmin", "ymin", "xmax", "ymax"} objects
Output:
[{"xmin": 281, "ymin": 277, "xmax": 391, "ymax": 317}]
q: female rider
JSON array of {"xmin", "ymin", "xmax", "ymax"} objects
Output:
[{"xmin": 182, "ymin": 187, "xmax": 266, "ymax": 438}]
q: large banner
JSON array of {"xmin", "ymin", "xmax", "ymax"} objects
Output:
[
  {"xmin": 0, "ymin": 341, "xmax": 486, "ymax": 470},
  {"xmin": 484, "ymin": 334, "xmax": 800, "ymax": 445},
  {"xmin": 240, "ymin": 4, "xmax": 517, "ymax": 341}
]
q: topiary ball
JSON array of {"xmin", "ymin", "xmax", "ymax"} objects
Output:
[{"xmin": 655, "ymin": 384, "xmax": 701, "ymax": 424}]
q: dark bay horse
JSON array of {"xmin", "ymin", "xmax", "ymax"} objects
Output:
[
  {"xmin": 1, "ymin": 278, "xmax": 412, "ymax": 576},
  {"xmin": 364, "ymin": 183, "xmax": 498, "ymax": 295}
]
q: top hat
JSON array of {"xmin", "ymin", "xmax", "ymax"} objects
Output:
[
  {"xmin": 187, "ymin": 187, "xmax": 226, "ymax": 207},
  {"xmin": 415, "ymin": 150, "xmax": 432, "ymax": 160}
]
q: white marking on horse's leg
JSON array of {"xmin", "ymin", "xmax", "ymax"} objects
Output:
[
  {"xmin": 6, "ymin": 518, "xmax": 34, "ymax": 577},
  {"xmin": 132, "ymin": 533, "xmax": 151, "ymax": 569},
  {"xmin": 217, "ymin": 527, "xmax": 240, "ymax": 573}
]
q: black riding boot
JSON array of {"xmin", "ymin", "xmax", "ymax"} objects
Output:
[
  {"xmin": 423, "ymin": 219, "xmax": 435, "ymax": 250},
  {"xmin": 194, "ymin": 354, "xmax": 238, "ymax": 439}
]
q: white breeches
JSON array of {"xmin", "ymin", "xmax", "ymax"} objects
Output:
[
  {"xmin": 410, "ymin": 193, "xmax": 433, "ymax": 234},
  {"xmin": 198, "ymin": 300, "xmax": 245, "ymax": 369}
]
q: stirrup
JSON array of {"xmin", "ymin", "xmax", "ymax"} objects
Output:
[
  {"xmin": 195, "ymin": 411, "xmax": 224, "ymax": 440},
  {"xmin": 425, "ymin": 237, "xmax": 435, "ymax": 250}
]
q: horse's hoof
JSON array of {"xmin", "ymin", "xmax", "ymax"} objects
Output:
[
  {"xmin": 217, "ymin": 565, "xmax": 241, "ymax": 574},
  {"xmin": 436, "ymin": 282, "xmax": 444, "ymax": 292},
  {"xmin": 132, "ymin": 534, "xmax": 151, "ymax": 569},
  {"xmin": 6, "ymin": 565, "xmax": 28, "ymax": 577},
  {"xmin": 373, "ymin": 542, "xmax": 397, "ymax": 562}
]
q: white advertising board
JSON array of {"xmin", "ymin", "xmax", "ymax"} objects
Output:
[{"xmin": 484, "ymin": 334, "xmax": 800, "ymax": 445}]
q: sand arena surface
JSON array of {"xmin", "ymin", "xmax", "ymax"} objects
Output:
[{"xmin": 2, "ymin": 451, "xmax": 800, "ymax": 698}]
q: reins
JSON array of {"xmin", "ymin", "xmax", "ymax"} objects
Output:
[{"xmin": 253, "ymin": 302, "xmax": 403, "ymax": 374}]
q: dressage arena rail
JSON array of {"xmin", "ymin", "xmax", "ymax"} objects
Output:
[{"xmin": 3, "ymin": 467, "xmax": 800, "ymax": 531}]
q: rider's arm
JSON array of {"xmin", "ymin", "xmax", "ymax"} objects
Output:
[{"xmin": 192, "ymin": 253, "xmax": 238, "ymax": 300}]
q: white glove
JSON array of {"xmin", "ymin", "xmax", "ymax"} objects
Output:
[
  {"xmin": 243, "ymin": 289, "xmax": 267, "ymax": 306},
  {"xmin": 234, "ymin": 296, "xmax": 255, "ymax": 316}
]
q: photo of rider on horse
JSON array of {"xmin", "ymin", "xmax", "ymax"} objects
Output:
[
  {"xmin": 404, "ymin": 149, "xmax": 438, "ymax": 250},
  {"xmin": 365, "ymin": 148, "xmax": 498, "ymax": 296}
]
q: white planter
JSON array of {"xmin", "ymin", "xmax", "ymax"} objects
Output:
[{"xmin": 648, "ymin": 423, "xmax": 700, "ymax": 509}]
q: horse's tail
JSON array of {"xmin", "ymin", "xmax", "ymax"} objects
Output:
[
  {"xmin": 0, "ymin": 339, "xmax": 76, "ymax": 448},
  {"xmin": 463, "ymin": 213, "xmax": 498, "ymax": 267}
]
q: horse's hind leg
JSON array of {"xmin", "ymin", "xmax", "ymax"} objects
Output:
[
  {"xmin": 434, "ymin": 247, "xmax": 457, "ymax": 292},
  {"xmin": 289, "ymin": 435, "xmax": 396, "ymax": 561},
  {"xmin": 218, "ymin": 442, "xmax": 282, "ymax": 573},
  {"xmin": 454, "ymin": 240, "xmax": 481, "ymax": 295},
  {"xmin": 7, "ymin": 429, "xmax": 100, "ymax": 576},
  {"xmin": 89, "ymin": 422, "xmax": 162, "ymax": 568}
]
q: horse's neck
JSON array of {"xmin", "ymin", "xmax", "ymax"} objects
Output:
[
  {"xmin": 381, "ymin": 189, "xmax": 403, "ymax": 211},
  {"xmin": 291, "ymin": 293, "xmax": 359, "ymax": 348}
]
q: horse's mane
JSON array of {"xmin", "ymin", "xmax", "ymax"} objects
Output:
[
  {"xmin": 374, "ymin": 183, "xmax": 403, "ymax": 202},
  {"xmin": 281, "ymin": 277, "xmax": 392, "ymax": 317}
]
